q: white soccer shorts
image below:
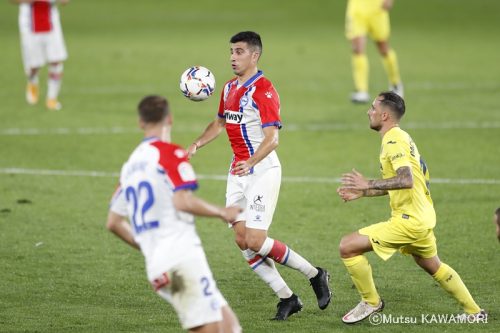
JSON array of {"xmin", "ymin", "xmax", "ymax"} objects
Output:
[
  {"xmin": 20, "ymin": 30, "xmax": 67, "ymax": 72},
  {"xmin": 154, "ymin": 252, "xmax": 227, "ymax": 330},
  {"xmin": 226, "ymin": 166, "xmax": 281, "ymax": 230}
]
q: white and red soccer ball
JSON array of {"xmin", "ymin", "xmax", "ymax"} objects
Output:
[{"xmin": 179, "ymin": 66, "xmax": 216, "ymax": 102}]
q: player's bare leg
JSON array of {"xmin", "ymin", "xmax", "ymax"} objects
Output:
[
  {"xmin": 221, "ymin": 305, "xmax": 242, "ymax": 333},
  {"xmin": 26, "ymin": 67, "xmax": 40, "ymax": 105},
  {"xmin": 339, "ymin": 232, "xmax": 384, "ymax": 324},
  {"xmin": 350, "ymin": 36, "xmax": 370, "ymax": 103}
]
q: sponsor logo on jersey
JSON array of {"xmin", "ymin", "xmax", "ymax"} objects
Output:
[
  {"xmin": 250, "ymin": 195, "xmax": 265, "ymax": 212},
  {"xmin": 224, "ymin": 110, "xmax": 244, "ymax": 124},
  {"xmin": 265, "ymin": 91, "xmax": 272, "ymax": 98}
]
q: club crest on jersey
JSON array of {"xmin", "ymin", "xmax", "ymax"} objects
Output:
[
  {"xmin": 224, "ymin": 110, "xmax": 244, "ymax": 124},
  {"xmin": 240, "ymin": 96, "xmax": 249, "ymax": 107}
]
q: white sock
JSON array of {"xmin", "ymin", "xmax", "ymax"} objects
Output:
[
  {"xmin": 47, "ymin": 63, "xmax": 63, "ymax": 100},
  {"xmin": 258, "ymin": 237, "xmax": 318, "ymax": 279},
  {"xmin": 242, "ymin": 249, "xmax": 292, "ymax": 298}
]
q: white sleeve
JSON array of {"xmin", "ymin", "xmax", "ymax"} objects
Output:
[{"xmin": 109, "ymin": 185, "xmax": 128, "ymax": 217}]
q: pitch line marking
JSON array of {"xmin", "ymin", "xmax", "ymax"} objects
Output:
[
  {"xmin": 1, "ymin": 120, "xmax": 500, "ymax": 136},
  {"xmin": 1, "ymin": 168, "xmax": 499, "ymax": 185}
]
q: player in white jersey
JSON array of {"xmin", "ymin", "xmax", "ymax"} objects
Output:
[
  {"xmin": 107, "ymin": 95, "xmax": 242, "ymax": 333},
  {"xmin": 14, "ymin": 0, "xmax": 68, "ymax": 110},
  {"xmin": 187, "ymin": 31, "xmax": 332, "ymax": 321}
]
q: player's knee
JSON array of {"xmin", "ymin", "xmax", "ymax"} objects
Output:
[
  {"xmin": 245, "ymin": 234, "xmax": 265, "ymax": 252},
  {"xmin": 234, "ymin": 234, "xmax": 246, "ymax": 250},
  {"xmin": 339, "ymin": 235, "xmax": 353, "ymax": 258}
]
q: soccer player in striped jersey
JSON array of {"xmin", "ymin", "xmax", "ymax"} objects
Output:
[
  {"xmin": 107, "ymin": 95, "xmax": 242, "ymax": 332},
  {"xmin": 13, "ymin": 0, "xmax": 69, "ymax": 110},
  {"xmin": 337, "ymin": 91, "xmax": 486, "ymax": 323},
  {"xmin": 187, "ymin": 31, "xmax": 332, "ymax": 321}
]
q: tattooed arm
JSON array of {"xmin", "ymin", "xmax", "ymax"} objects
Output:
[{"xmin": 337, "ymin": 167, "xmax": 413, "ymax": 201}]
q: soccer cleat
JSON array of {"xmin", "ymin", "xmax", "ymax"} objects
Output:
[
  {"xmin": 466, "ymin": 309, "xmax": 488, "ymax": 322},
  {"xmin": 390, "ymin": 83, "xmax": 404, "ymax": 98},
  {"xmin": 309, "ymin": 267, "xmax": 332, "ymax": 310},
  {"xmin": 342, "ymin": 299, "xmax": 384, "ymax": 324},
  {"xmin": 46, "ymin": 99, "xmax": 62, "ymax": 111},
  {"xmin": 273, "ymin": 294, "xmax": 303, "ymax": 320},
  {"xmin": 26, "ymin": 82, "xmax": 39, "ymax": 105},
  {"xmin": 350, "ymin": 91, "xmax": 370, "ymax": 104}
]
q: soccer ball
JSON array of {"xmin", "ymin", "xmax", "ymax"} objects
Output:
[{"xmin": 179, "ymin": 66, "xmax": 216, "ymax": 102}]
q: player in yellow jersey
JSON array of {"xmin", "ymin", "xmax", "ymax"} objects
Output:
[
  {"xmin": 336, "ymin": 91, "xmax": 486, "ymax": 324},
  {"xmin": 346, "ymin": 0, "xmax": 403, "ymax": 103}
]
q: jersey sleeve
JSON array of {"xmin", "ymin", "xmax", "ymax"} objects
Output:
[
  {"xmin": 152, "ymin": 142, "xmax": 199, "ymax": 192},
  {"xmin": 109, "ymin": 183, "xmax": 128, "ymax": 216},
  {"xmin": 217, "ymin": 81, "xmax": 231, "ymax": 119},
  {"xmin": 252, "ymin": 84, "xmax": 282, "ymax": 129},
  {"xmin": 384, "ymin": 139, "xmax": 411, "ymax": 171}
]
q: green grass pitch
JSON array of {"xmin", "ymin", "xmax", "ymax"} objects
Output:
[{"xmin": 1, "ymin": 0, "xmax": 499, "ymax": 332}]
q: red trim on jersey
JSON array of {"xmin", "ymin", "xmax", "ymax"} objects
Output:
[
  {"xmin": 150, "ymin": 141, "xmax": 198, "ymax": 191},
  {"xmin": 31, "ymin": 2, "xmax": 52, "ymax": 33},
  {"xmin": 218, "ymin": 74, "xmax": 281, "ymax": 173}
]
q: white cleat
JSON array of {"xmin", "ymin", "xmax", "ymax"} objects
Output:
[
  {"xmin": 350, "ymin": 91, "xmax": 370, "ymax": 104},
  {"xmin": 390, "ymin": 83, "xmax": 404, "ymax": 98},
  {"xmin": 466, "ymin": 309, "xmax": 488, "ymax": 322},
  {"xmin": 342, "ymin": 299, "xmax": 384, "ymax": 324}
]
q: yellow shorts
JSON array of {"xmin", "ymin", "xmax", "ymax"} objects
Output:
[
  {"xmin": 345, "ymin": 3, "xmax": 390, "ymax": 41},
  {"xmin": 359, "ymin": 218, "xmax": 437, "ymax": 261}
]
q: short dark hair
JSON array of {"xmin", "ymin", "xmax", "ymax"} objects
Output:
[
  {"xmin": 230, "ymin": 31, "xmax": 262, "ymax": 54},
  {"xmin": 378, "ymin": 91, "xmax": 405, "ymax": 119},
  {"xmin": 137, "ymin": 95, "xmax": 169, "ymax": 124},
  {"xmin": 496, "ymin": 207, "xmax": 500, "ymax": 216}
]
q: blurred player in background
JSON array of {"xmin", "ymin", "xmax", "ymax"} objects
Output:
[
  {"xmin": 494, "ymin": 207, "xmax": 500, "ymax": 242},
  {"xmin": 13, "ymin": 0, "xmax": 68, "ymax": 110},
  {"xmin": 107, "ymin": 95, "xmax": 242, "ymax": 333},
  {"xmin": 187, "ymin": 31, "xmax": 332, "ymax": 320},
  {"xmin": 346, "ymin": 0, "xmax": 403, "ymax": 103},
  {"xmin": 337, "ymin": 92, "xmax": 486, "ymax": 323}
]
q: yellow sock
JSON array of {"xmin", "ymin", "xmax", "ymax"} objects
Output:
[
  {"xmin": 352, "ymin": 53, "xmax": 369, "ymax": 92},
  {"xmin": 432, "ymin": 263, "xmax": 481, "ymax": 314},
  {"xmin": 382, "ymin": 49, "xmax": 401, "ymax": 85},
  {"xmin": 342, "ymin": 255, "xmax": 380, "ymax": 306}
]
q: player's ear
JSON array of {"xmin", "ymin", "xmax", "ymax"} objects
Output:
[
  {"xmin": 138, "ymin": 117, "xmax": 146, "ymax": 130},
  {"xmin": 252, "ymin": 51, "xmax": 260, "ymax": 63}
]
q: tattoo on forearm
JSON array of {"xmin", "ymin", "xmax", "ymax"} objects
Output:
[
  {"xmin": 368, "ymin": 167, "xmax": 413, "ymax": 191},
  {"xmin": 363, "ymin": 189, "xmax": 388, "ymax": 197}
]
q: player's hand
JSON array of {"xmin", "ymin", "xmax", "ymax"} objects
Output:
[
  {"xmin": 186, "ymin": 143, "xmax": 198, "ymax": 159},
  {"xmin": 341, "ymin": 169, "xmax": 370, "ymax": 190},
  {"xmin": 337, "ymin": 187, "xmax": 363, "ymax": 202},
  {"xmin": 219, "ymin": 206, "xmax": 243, "ymax": 224},
  {"xmin": 233, "ymin": 160, "xmax": 253, "ymax": 176}
]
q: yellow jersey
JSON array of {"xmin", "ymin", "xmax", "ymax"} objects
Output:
[{"xmin": 379, "ymin": 127, "xmax": 436, "ymax": 230}]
